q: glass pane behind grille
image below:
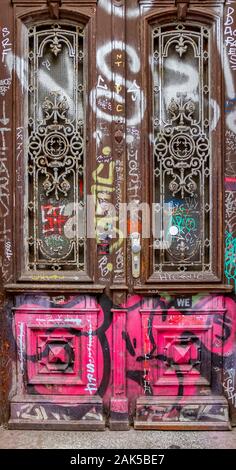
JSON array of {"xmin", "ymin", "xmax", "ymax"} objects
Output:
[
  {"xmin": 152, "ymin": 23, "xmax": 211, "ymax": 281},
  {"xmin": 26, "ymin": 23, "xmax": 85, "ymax": 272}
]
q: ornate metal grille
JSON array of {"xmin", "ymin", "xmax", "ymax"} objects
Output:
[
  {"xmin": 152, "ymin": 23, "xmax": 212, "ymax": 280},
  {"xmin": 25, "ymin": 23, "xmax": 86, "ymax": 272}
]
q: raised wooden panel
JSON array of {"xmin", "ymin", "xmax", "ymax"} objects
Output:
[
  {"xmin": 15, "ymin": 307, "xmax": 99, "ymax": 395},
  {"xmin": 140, "ymin": 308, "xmax": 223, "ymax": 396},
  {"xmin": 153, "ymin": 326, "xmax": 212, "ymax": 387}
]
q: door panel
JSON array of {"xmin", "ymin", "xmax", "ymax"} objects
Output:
[
  {"xmin": 15, "ymin": 306, "xmax": 100, "ymax": 395},
  {"xmin": 141, "ymin": 312, "xmax": 213, "ymax": 395}
]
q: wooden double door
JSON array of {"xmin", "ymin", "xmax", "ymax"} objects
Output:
[{"xmin": 0, "ymin": 0, "xmax": 236, "ymax": 430}]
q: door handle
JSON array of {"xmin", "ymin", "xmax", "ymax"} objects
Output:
[{"xmin": 130, "ymin": 232, "xmax": 141, "ymax": 278}]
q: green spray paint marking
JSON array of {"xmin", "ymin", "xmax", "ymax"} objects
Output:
[{"xmin": 225, "ymin": 231, "xmax": 236, "ymax": 292}]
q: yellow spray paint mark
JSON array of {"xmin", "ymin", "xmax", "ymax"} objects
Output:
[{"xmin": 102, "ymin": 146, "xmax": 111, "ymax": 156}]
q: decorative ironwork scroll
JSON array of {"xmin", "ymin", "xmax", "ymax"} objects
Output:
[
  {"xmin": 25, "ymin": 23, "xmax": 86, "ymax": 272},
  {"xmin": 152, "ymin": 23, "xmax": 212, "ymax": 280}
]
